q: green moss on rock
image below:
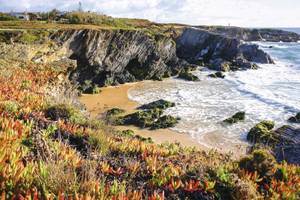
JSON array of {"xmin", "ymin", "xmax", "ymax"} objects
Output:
[
  {"xmin": 178, "ymin": 70, "xmax": 200, "ymax": 81},
  {"xmin": 151, "ymin": 115, "xmax": 179, "ymax": 130},
  {"xmin": 247, "ymin": 120, "xmax": 277, "ymax": 144},
  {"xmin": 114, "ymin": 100, "xmax": 179, "ymax": 129},
  {"xmin": 223, "ymin": 112, "xmax": 245, "ymax": 124},
  {"xmin": 208, "ymin": 72, "xmax": 226, "ymax": 79},
  {"xmin": 139, "ymin": 99, "xmax": 175, "ymax": 110},
  {"xmin": 106, "ymin": 108, "xmax": 125, "ymax": 116}
]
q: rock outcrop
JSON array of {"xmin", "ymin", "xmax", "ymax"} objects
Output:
[
  {"xmin": 197, "ymin": 26, "xmax": 300, "ymax": 42},
  {"xmin": 176, "ymin": 28, "xmax": 274, "ymax": 72},
  {"xmin": 0, "ymin": 27, "xmax": 277, "ymax": 85},
  {"xmin": 247, "ymin": 121, "xmax": 300, "ymax": 165},
  {"xmin": 273, "ymin": 126, "xmax": 300, "ymax": 165},
  {"xmin": 51, "ymin": 29, "xmax": 187, "ymax": 86}
]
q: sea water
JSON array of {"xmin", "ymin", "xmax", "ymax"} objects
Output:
[{"xmin": 128, "ymin": 42, "xmax": 300, "ymax": 149}]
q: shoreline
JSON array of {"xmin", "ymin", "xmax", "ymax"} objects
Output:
[
  {"xmin": 79, "ymin": 82, "xmax": 248, "ymax": 156},
  {"xmin": 79, "ymin": 82, "xmax": 208, "ymax": 150}
]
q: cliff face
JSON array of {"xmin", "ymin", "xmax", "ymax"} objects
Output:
[
  {"xmin": 176, "ymin": 28, "xmax": 274, "ymax": 71},
  {"xmin": 0, "ymin": 27, "xmax": 277, "ymax": 86},
  {"xmin": 197, "ymin": 26, "xmax": 300, "ymax": 42},
  {"xmin": 51, "ymin": 29, "xmax": 186, "ymax": 86}
]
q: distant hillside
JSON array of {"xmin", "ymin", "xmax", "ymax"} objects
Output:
[{"xmin": 280, "ymin": 28, "xmax": 300, "ymax": 35}]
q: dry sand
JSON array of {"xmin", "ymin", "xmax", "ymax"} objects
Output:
[{"xmin": 79, "ymin": 82, "xmax": 248, "ymax": 156}]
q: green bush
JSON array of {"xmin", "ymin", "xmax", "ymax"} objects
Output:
[
  {"xmin": 239, "ymin": 150, "xmax": 276, "ymax": 178},
  {"xmin": 0, "ymin": 101, "xmax": 19, "ymax": 113},
  {"xmin": 0, "ymin": 13, "xmax": 18, "ymax": 21}
]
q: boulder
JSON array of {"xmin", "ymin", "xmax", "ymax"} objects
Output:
[
  {"xmin": 247, "ymin": 121, "xmax": 276, "ymax": 144},
  {"xmin": 209, "ymin": 59, "xmax": 231, "ymax": 72},
  {"xmin": 223, "ymin": 112, "xmax": 245, "ymax": 124},
  {"xmin": 116, "ymin": 100, "xmax": 179, "ymax": 130},
  {"xmin": 151, "ymin": 115, "xmax": 180, "ymax": 130},
  {"xmin": 288, "ymin": 112, "xmax": 300, "ymax": 123},
  {"xmin": 208, "ymin": 71, "xmax": 225, "ymax": 79},
  {"xmin": 138, "ymin": 99, "xmax": 175, "ymax": 110},
  {"xmin": 178, "ymin": 70, "xmax": 200, "ymax": 81}
]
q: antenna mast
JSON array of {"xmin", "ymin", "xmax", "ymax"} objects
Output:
[{"xmin": 78, "ymin": 1, "xmax": 83, "ymax": 12}]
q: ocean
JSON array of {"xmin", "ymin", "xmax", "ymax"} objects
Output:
[{"xmin": 128, "ymin": 41, "xmax": 300, "ymax": 149}]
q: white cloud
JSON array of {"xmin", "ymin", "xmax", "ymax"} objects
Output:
[{"xmin": 0, "ymin": 0, "xmax": 299, "ymax": 27}]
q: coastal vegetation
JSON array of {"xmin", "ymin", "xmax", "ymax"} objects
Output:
[
  {"xmin": 0, "ymin": 52, "xmax": 298, "ymax": 200},
  {"xmin": 0, "ymin": 11, "xmax": 299, "ymax": 199}
]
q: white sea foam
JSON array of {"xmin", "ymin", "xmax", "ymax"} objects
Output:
[{"xmin": 128, "ymin": 42, "xmax": 300, "ymax": 149}]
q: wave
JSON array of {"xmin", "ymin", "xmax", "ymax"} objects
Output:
[{"xmin": 128, "ymin": 41, "xmax": 300, "ymax": 149}]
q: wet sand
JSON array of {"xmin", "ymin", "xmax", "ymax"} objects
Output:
[{"xmin": 80, "ymin": 82, "xmax": 248, "ymax": 156}]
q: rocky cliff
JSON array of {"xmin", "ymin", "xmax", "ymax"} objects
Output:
[
  {"xmin": 1, "ymin": 27, "xmax": 276, "ymax": 86},
  {"xmin": 51, "ymin": 29, "xmax": 187, "ymax": 86},
  {"xmin": 176, "ymin": 28, "xmax": 274, "ymax": 71},
  {"xmin": 197, "ymin": 26, "xmax": 300, "ymax": 42}
]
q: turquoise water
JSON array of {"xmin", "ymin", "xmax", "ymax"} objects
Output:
[{"xmin": 129, "ymin": 42, "xmax": 300, "ymax": 149}]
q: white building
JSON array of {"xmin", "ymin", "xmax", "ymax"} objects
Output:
[{"xmin": 10, "ymin": 12, "xmax": 30, "ymax": 20}]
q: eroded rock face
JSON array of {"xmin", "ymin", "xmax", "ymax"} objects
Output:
[
  {"xmin": 51, "ymin": 29, "xmax": 187, "ymax": 86},
  {"xmin": 176, "ymin": 28, "xmax": 274, "ymax": 71}
]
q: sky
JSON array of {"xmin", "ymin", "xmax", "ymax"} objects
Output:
[{"xmin": 0, "ymin": 0, "xmax": 299, "ymax": 27}]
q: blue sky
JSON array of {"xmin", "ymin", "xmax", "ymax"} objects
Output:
[{"xmin": 0, "ymin": 0, "xmax": 299, "ymax": 27}]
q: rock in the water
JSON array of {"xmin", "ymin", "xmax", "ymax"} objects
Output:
[
  {"xmin": 151, "ymin": 115, "xmax": 180, "ymax": 130},
  {"xmin": 138, "ymin": 99, "xmax": 175, "ymax": 110},
  {"xmin": 178, "ymin": 70, "xmax": 200, "ymax": 81},
  {"xmin": 208, "ymin": 71, "xmax": 226, "ymax": 78},
  {"xmin": 209, "ymin": 59, "xmax": 231, "ymax": 72},
  {"xmin": 247, "ymin": 121, "xmax": 276, "ymax": 144},
  {"xmin": 116, "ymin": 100, "xmax": 179, "ymax": 129},
  {"xmin": 288, "ymin": 112, "xmax": 300, "ymax": 123},
  {"xmin": 223, "ymin": 112, "xmax": 245, "ymax": 124}
]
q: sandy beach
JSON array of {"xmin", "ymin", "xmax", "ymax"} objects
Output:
[
  {"xmin": 80, "ymin": 82, "xmax": 249, "ymax": 156},
  {"xmin": 79, "ymin": 82, "xmax": 209, "ymax": 150}
]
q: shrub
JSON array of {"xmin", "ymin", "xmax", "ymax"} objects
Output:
[
  {"xmin": 44, "ymin": 104, "xmax": 85, "ymax": 123},
  {"xmin": 0, "ymin": 13, "xmax": 18, "ymax": 21},
  {"xmin": 88, "ymin": 131, "xmax": 109, "ymax": 155},
  {"xmin": 0, "ymin": 101, "xmax": 19, "ymax": 113},
  {"xmin": 239, "ymin": 150, "xmax": 276, "ymax": 178}
]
